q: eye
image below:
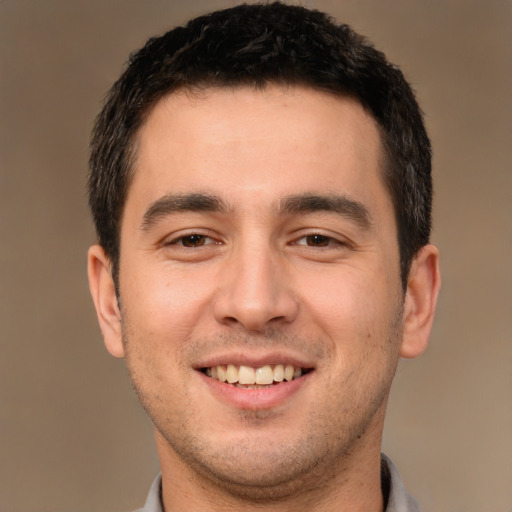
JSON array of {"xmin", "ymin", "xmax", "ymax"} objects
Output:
[
  {"xmin": 304, "ymin": 234, "xmax": 330, "ymax": 247},
  {"xmin": 169, "ymin": 234, "xmax": 218, "ymax": 248},
  {"xmin": 294, "ymin": 234, "xmax": 340, "ymax": 247}
]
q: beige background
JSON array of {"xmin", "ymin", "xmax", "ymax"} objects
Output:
[{"xmin": 1, "ymin": 1, "xmax": 511, "ymax": 511}]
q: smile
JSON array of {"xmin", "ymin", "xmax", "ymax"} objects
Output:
[{"xmin": 201, "ymin": 364, "xmax": 307, "ymax": 388}]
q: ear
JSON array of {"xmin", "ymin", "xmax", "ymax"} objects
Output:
[
  {"xmin": 87, "ymin": 244, "xmax": 125, "ymax": 358},
  {"xmin": 400, "ymin": 244, "xmax": 441, "ymax": 359}
]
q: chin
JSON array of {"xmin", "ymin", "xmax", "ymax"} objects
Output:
[
  {"xmin": 161, "ymin": 426, "xmax": 358, "ymax": 502},
  {"xmin": 187, "ymin": 451, "xmax": 320, "ymax": 502}
]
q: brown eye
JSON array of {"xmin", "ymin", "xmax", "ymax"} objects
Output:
[
  {"xmin": 180, "ymin": 234, "xmax": 207, "ymax": 247},
  {"xmin": 305, "ymin": 234, "xmax": 330, "ymax": 246}
]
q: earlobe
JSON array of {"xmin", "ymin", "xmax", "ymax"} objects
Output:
[
  {"xmin": 87, "ymin": 244, "xmax": 125, "ymax": 358},
  {"xmin": 400, "ymin": 244, "xmax": 441, "ymax": 359}
]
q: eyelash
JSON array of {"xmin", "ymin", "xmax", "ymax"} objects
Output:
[
  {"xmin": 292, "ymin": 233, "xmax": 347, "ymax": 248},
  {"xmin": 166, "ymin": 233, "xmax": 219, "ymax": 248}
]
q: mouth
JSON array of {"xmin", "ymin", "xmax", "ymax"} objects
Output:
[{"xmin": 200, "ymin": 364, "xmax": 310, "ymax": 389}]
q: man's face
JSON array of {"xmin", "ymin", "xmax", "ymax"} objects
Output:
[{"xmin": 100, "ymin": 86, "xmax": 413, "ymax": 494}]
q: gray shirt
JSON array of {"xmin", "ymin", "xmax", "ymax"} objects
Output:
[{"xmin": 134, "ymin": 454, "xmax": 420, "ymax": 512}]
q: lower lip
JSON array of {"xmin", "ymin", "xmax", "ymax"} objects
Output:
[{"xmin": 198, "ymin": 371, "xmax": 312, "ymax": 410}]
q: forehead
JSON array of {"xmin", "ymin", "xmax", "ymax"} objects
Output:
[{"xmin": 127, "ymin": 85, "xmax": 389, "ymax": 219}]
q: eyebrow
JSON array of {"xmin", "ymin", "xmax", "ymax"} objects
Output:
[
  {"xmin": 140, "ymin": 191, "xmax": 372, "ymax": 231},
  {"xmin": 279, "ymin": 193, "xmax": 372, "ymax": 229},
  {"xmin": 141, "ymin": 192, "xmax": 229, "ymax": 231}
]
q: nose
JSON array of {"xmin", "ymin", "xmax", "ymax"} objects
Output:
[{"xmin": 213, "ymin": 245, "xmax": 299, "ymax": 332}]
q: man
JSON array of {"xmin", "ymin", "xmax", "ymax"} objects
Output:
[{"xmin": 87, "ymin": 3, "xmax": 440, "ymax": 511}]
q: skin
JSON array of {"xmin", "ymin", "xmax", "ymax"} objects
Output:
[{"xmin": 88, "ymin": 85, "xmax": 440, "ymax": 511}]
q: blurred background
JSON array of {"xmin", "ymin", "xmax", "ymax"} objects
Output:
[{"xmin": 1, "ymin": 1, "xmax": 510, "ymax": 511}]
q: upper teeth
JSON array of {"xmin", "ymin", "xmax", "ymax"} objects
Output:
[{"xmin": 205, "ymin": 364, "xmax": 303, "ymax": 385}]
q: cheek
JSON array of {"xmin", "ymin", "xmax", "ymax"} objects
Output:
[
  {"xmin": 299, "ymin": 265, "xmax": 402, "ymax": 357},
  {"xmin": 299, "ymin": 267, "xmax": 375, "ymax": 330},
  {"xmin": 122, "ymin": 261, "xmax": 216, "ymax": 336},
  {"xmin": 118, "ymin": 266, "xmax": 218, "ymax": 387},
  {"xmin": 120, "ymin": 266, "xmax": 208, "ymax": 389}
]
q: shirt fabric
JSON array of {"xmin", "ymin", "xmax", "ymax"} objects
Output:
[{"xmin": 134, "ymin": 454, "xmax": 420, "ymax": 512}]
